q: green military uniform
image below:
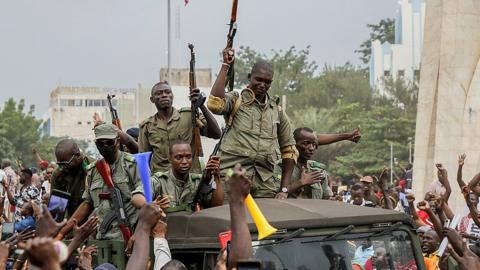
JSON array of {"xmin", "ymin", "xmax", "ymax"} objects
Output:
[
  {"xmin": 274, "ymin": 160, "xmax": 332, "ymax": 199},
  {"xmin": 50, "ymin": 155, "xmax": 92, "ymax": 218},
  {"xmin": 208, "ymin": 90, "xmax": 296, "ymax": 198},
  {"xmin": 82, "ymin": 152, "xmax": 144, "ymax": 240},
  {"xmin": 138, "ymin": 107, "xmax": 207, "ymax": 174},
  {"xmin": 151, "ymin": 170, "xmax": 212, "ymax": 212}
]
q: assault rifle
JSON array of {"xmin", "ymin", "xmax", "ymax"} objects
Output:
[
  {"xmin": 188, "ymin": 43, "xmax": 206, "ymax": 158},
  {"xmin": 225, "ymin": 0, "xmax": 238, "ymax": 92},
  {"xmin": 191, "ymin": 126, "xmax": 230, "ymax": 212},
  {"xmin": 107, "ymin": 94, "xmax": 122, "ymax": 131},
  {"xmin": 96, "ymin": 159, "xmax": 132, "ymax": 242}
]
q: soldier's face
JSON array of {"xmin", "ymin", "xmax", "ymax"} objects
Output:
[
  {"xmin": 248, "ymin": 68, "xmax": 273, "ymax": 99},
  {"xmin": 169, "ymin": 144, "xmax": 192, "ymax": 175},
  {"xmin": 96, "ymin": 138, "xmax": 119, "ymax": 160},
  {"xmin": 295, "ymin": 131, "xmax": 318, "ymax": 160},
  {"xmin": 151, "ymin": 85, "xmax": 173, "ymax": 110}
]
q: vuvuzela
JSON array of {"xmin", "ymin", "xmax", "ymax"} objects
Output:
[{"xmin": 244, "ymin": 194, "xmax": 277, "ymax": 240}]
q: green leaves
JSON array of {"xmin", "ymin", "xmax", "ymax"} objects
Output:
[
  {"xmin": 0, "ymin": 98, "xmax": 41, "ymax": 166},
  {"xmin": 233, "ymin": 45, "xmax": 417, "ymax": 179},
  {"xmin": 355, "ymin": 18, "xmax": 395, "ymax": 64}
]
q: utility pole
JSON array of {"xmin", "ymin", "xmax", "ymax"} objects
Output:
[
  {"xmin": 167, "ymin": 0, "xmax": 172, "ymax": 82},
  {"xmin": 408, "ymin": 137, "xmax": 413, "ymax": 164},
  {"xmin": 390, "ymin": 143, "xmax": 393, "ymax": 184}
]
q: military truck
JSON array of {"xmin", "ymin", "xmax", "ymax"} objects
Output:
[{"xmin": 166, "ymin": 199, "xmax": 425, "ymax": 270}]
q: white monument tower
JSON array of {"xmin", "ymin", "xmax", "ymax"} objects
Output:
[{"xmin": 414, "ymin": 0, "xmax": 480, "ymax": 212}]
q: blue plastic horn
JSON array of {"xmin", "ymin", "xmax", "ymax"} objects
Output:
[{"xmin": 133, "ymin": 152, "xmax": 153, "ymax": 203}]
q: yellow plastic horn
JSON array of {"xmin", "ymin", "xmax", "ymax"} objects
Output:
[{"xmin": 244, "ymin": 194, "xmax": 277, "ymax": 240}]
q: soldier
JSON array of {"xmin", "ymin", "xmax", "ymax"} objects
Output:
[
  {"xmin": 151, "ymin": 140, "xmax": 224, "ymax": 211},
  {"xmin": 138, "ymin": 81, "xmax": 221, "ymax": 174},
  {"xmin": 50, "ymin": 139, "xmax": 92, "ymax": 218},
  {"xmin": 207, "ymin": 50, "xmax": 297, "ymax": 199},
  {"xmin": 57, "ymin": 124, "xmax": 146, "ymax": 240},
  {"xmin": 274, "ymin": 127, "xmax": 332, "ymax": 199}
]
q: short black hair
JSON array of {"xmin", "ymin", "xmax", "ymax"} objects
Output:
[
  {"xmin": 55, "ymin": 139, "xmax": 80, "ymax": 158},
  {"xmin": 251, "ymin": 59, "xmax": 273, "ymax": 75},
  {"xmin": 293, "ymin": 127, "xmax": 314, "ymax": 142},
  {"xmin": 21, "ymin": 168, "xmax": 33, "ymax": 177},
  {"xmin": 151, "ymin": 80, "xmax": 170, "ymax": 95},
  {"xmin": 168, "ymin": 139, "xmax": 191, "ymax": 155}
]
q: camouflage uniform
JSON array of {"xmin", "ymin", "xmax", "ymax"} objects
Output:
[
  {"xmin": 138, "ymin": 108, "xmax": 207, "ymax": 174},
  {"xmin": 274, "ymin": 160, "xmax": 332, "ymax": 199},
  {"xmin": 207, "ymin": 90, "xmax": 296, "ymax": 198},
  {"xmin": 151, "ymin": 170, "xmax": 212, "ymax": 212},
  {"xmin": 82, "ymin": 152, "xmax": 144, "ymax": 240},
  {"xmin": 50, "ymin": 155, "xmax": 92, "ymax": 218}
]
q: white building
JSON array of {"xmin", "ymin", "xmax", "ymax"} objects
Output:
[
  {"xmin": 369, "ymin": 0, "xmax": 426, "ymax": 93},
  {"xmin": 39, "ymin": 68, "xmax": 221, "ymax": 157},
  {"xmin": 40, "ymin": 86, "xmax": 155, "ymax": 142}
]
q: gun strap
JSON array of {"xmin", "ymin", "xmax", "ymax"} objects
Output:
[{"xmin": 226, "ymin": 93, "xmax": 243, "ymax": 127}]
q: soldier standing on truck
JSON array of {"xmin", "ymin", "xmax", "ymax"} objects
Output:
[{"xmin": 138, "ymin": 81, "xmax": 221, "ymax": 174}]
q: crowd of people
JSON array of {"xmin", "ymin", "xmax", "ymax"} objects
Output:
[{"xmin": 0, "ymin": 47, "xmax": 478, "ymax": 270}]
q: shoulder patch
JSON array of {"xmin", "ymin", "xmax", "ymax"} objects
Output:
[
  {"xmin": 179, "ymin": 107, "xmax": 192, "ymax": 113},
  {"xmin": 140, "ymin": 115, "xmax": 155, "ymax": 128},
  {"xmin": 190, "ymin": 173, "xmax": 202, "ymax": 181},
  {"xmin": 153, "ymin": 171, "xmax": 169, "ymax": 179},
  {"xmin": 307, "ymin": 160, "xmax": 327, "ymax": 170},
  {"xmin": 85, "ymin": 161, "xmax": 97, "ymax": 171},
  {"xmin": 123, "ymin": 153, "xmax": 136, "ymax": 163}
]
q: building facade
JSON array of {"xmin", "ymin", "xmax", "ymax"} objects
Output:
[
  {"xmin": 369, "ymin": 0, "xmax": 426, "ymax": 94},
  {"xmin": 40, "ymin": 86, "xmax": 155, "ymax": 141}
]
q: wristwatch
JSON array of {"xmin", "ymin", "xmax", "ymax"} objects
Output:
[{"xmin": 281, "ymin": 187, "xmax": 288, "ymax": 193}]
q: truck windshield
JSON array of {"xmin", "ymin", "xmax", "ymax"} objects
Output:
[{"xmin": 252, "ymin": 230, "xmax": 418, "ymax": 270}]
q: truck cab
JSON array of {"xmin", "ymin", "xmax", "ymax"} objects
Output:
[{"xmin": 166, "ymin": 199, "xmax": 425, "ymax": 270}]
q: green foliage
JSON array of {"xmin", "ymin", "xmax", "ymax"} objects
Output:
[
  {"xmin": 0, "ymin": 98, "xmax": 89, "ymax": 168},
  {"xmin": 234, "ymin": 46, "xmax": 417, "ymax": 179},
  {"xmin": 355, "ymin": 18, "xmax": 395, "ymax": 64},
  {"xmin": 0, "ymin": 98, "xmax": 41, "ymax": 167}
]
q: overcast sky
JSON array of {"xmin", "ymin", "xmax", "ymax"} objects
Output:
[{"xmin": 0, "ymin": 0, "xmax": 397, "ymax": 118}]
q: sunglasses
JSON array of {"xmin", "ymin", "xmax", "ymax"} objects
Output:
[
  {"xmin": 56, "ymin": 153, "xmax": 79, "ymax": 167},
  {"xmin": 95, "ymin": 139, "xmax": 117, "ymax": 148}
]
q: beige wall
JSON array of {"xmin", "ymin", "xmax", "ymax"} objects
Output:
[{"xmin": 413, "ymin": 0, "xmax": 480, "ymax": 213}]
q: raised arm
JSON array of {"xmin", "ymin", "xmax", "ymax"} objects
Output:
[
  {"xmin": 457, "ymin": 154, "xmax": 467, "ymax": 191},
  {"xmin": 406, "ymin": 193, "xmax": 427, "ymax": 227},
  {"xmin": 227, "ymin": 164, "xmax": 253, "ymax": 269},
  {"xmin": 468, "ymin": 173, "xmax": 480, "ymax": 195},
  {"xmin": 351, "ymin": 166, "xmax": 363, "ymax": 181},
  {"xmin": 418, "ymin": 201, "xmax": 443, "ymax": 238},
  {"xmin": 378, "ymin": 168, "xmax": 393, "ymax": 210},
  {"xmin": 436, "ymin": 164, "xmax": 451, "ymax": 203},
  {"xmin": 210, "ymin": 48, "xmax": 235, "ymax": 99},
  {"xmin": 126, "ymin": 204, "xmax": 163, "ymax": 270},
  {"xmin": 316, "ymin": 128, "xmax": 361, "ymax": 146},
  {"xmin": 199, "ymin": 105, "xmax": 221, "ymax": 139}
]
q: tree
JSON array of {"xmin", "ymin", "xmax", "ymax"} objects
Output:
[
  {"xmin": 355, "ymin": 18, "xmax": 395, "ymax": 64},
  {"xmin": 0, "ymin": 98, "xmax": 41, "ymax": 167},
  {"xmin": 231, "ymin": 45, "xmax": 417, "ymax": 179}
]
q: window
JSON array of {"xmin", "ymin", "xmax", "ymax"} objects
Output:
[
  {"xmin": 77, "ymin": 121, "xmax": 82, "ymax": 125},
  {"xmin": 74, "ymin": 99, "xmax": 83, "ymax": 107},
  {"xmin": 87, "ymin": 121, "xmax": 91, "ymax": 125},
  {"xmin": 384, "ymin": 70, "xmax": 391, "ymax": 77}
]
